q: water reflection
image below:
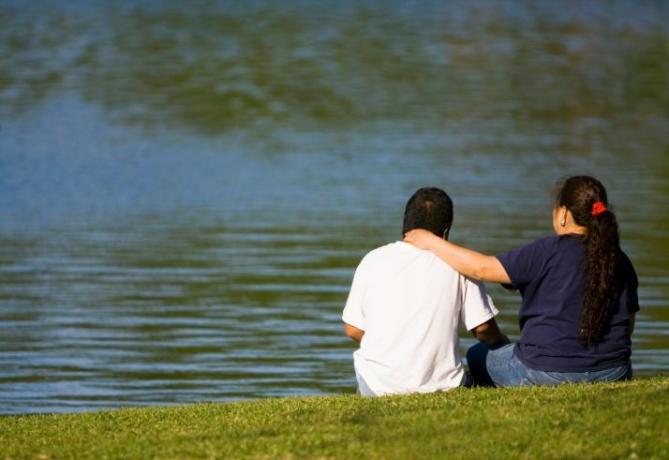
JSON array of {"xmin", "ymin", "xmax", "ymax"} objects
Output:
[
  {"xmin": 0, "ymin": 223, "xmax": 365, "ymax": 412},
  {"xmin": 1, "ymin": 141, "xmax": 667, "ymax": 414},
  {"xmin": 1, "ymin": 1, "xmax": 667, "ymax": 132},
  {"xmin": 0, "ymin": 0, "xmax": 668, "ymax": 414},
  {"xmin": 0, "ymin": 217, "xmax": 666, "ymax": 413}
]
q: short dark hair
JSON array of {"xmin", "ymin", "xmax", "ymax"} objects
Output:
[{"xmin": 402, "ymin": 187, "xmax": 453, "ymax": 237}]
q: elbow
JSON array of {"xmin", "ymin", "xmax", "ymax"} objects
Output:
[
  {"xmin": 343, "ymin": 323, "xmax": 364, "ymax": 343},
  {"xmin": 472, "ymin": 319, "xmax": 508, "ymax": 346},
  {"xmin": 473, "ymin": 321, "xmax": 491, "ymax": 340},
  {"xmin": 470, "ymin": 257, "xmax": 500, "ymax": 282}
]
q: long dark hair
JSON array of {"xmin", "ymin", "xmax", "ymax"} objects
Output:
[{"xmin": 555, "ymin": 176, "xmax": 622, "ymax": 345}]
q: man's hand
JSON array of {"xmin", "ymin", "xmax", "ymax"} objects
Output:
[
  {"xmin": 471, "ymin": 318, "xmax": 509, "ymax": 347},
  {"xmin": 344, "ymin": 323, "xmax": 364, "ymax": 343}
]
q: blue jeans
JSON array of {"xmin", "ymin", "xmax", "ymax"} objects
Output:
[{"xmin": 467, "ymin": 343, "xmax": 632, "ymax": 387}]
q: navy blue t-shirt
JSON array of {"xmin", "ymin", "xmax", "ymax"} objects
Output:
[{"xmin": 496, "ymin": 235, "xmax": 639, "ymax": 372}]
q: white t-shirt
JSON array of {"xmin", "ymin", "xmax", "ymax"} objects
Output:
[{"xmin": 342, "ymin": 241, "xmax": 498, "ymax": 396}]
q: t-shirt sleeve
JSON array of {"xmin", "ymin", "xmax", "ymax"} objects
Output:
[
  {"xmin": 496, "ymin": 238, "xmax": 551, "ymax": 290},
  {"xmin": 342, "ymin": 259, "xmax": 369, "ymax": 330},
  {"xmin": 459, "ymin": 276, "xmax": 499, "ymax": 331}
]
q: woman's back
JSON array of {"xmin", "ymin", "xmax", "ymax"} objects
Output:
[{"xmin": 498, "ymin": 234, "xmax": 639, "ymax": 372}]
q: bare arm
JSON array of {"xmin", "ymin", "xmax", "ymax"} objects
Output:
[
  {"xmin": 404, "ymin": 229, "xmax": 511, "ymax": 284},
  {"xmin": 471, "ymin": 318, "xmax": 509, "ymax": 346},
  {"xmin": 344, "ymin": 323, "xmax": 364, "ymax": 343}
]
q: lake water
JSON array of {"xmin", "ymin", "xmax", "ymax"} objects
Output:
[{"xmin": 1, "ymin": 0, "xmax": 668, "ymax": 414}]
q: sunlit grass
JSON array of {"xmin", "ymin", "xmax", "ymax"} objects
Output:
[{"xmin": 1, "ymin": 377, "xmax": 667, "ymax": 459}]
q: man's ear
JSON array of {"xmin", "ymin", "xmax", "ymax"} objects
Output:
[{"xmin": 442, "ymin": 226, "xmax": 450, "ymax": 240}]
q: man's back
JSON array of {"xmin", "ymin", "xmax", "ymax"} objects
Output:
[{"xmin": 343, "ymin": 241, "xmax": 497, "ymax": 396}]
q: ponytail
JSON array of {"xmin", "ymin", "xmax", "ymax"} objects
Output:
[
  {"xmin": 555, "ymin": 176, "xmax": 622, "ymax": 345},
  {"xmin": 581, "ymin": 206, "xmax": 621, "ymax": 345}
]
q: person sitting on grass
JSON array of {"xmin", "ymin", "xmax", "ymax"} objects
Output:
[
  {"xmin": 404, "ymin": 175, "xmax": 639, "ymax": 387},
  {"xmin": 342, "ymin": 187, "xmax": 508, "ymax": 396}
]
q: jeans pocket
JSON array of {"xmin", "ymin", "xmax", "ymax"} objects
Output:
[
  {"xmin": 528, "ymin": 369, "xmax": 565, "ymax": 385},
  {"xmin": 592, "ymin": 363, "xmax": 632, "ymax": 382}
]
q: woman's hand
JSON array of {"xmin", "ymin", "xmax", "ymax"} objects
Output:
[{"xmin": 404, "ymin": 228, "xmax": 443, "ymax": 250}]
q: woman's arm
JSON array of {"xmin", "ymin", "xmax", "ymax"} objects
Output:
[
  {"xmin": 404, "ymin": 229, "xmax": 512, "ymax": 284},
  {"xmin": 629, "ymin": 314, "xmax": 635, "ymax": 335}
]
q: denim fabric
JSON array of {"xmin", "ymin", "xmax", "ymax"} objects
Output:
[{"xmin": 467, "ymin": 343, "xmax": 632, "ymax": 388}]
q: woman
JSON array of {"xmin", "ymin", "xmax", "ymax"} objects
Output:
[{"xmin": 404, "ymin": 176, "xmax": 639, "ymax": 387}]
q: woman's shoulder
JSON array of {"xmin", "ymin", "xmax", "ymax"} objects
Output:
[
  {"xmin": 619, "ymin": 249, "xmax": 635, "ymax": 266},
  {"xmin": 499, "ymin": 235, "xmax": 560, "ymax": 260},
  {"xmin": 527, "ymin": 234, "xmax": 581, "ymax": 252},
  {"xmin": 516, "ymin": 235, "xmax": 585, "ymax": 263}
]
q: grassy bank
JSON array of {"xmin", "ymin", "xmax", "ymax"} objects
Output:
[{"xmin": 1, "ymin": 377, "xmax": 667, "ymax": 459}]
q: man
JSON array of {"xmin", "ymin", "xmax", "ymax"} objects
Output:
[{"xmin": 342, "ymin": 187, "xmax": 507, "ymax": 396}]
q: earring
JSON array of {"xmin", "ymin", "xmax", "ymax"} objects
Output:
[{"xmin": 560, "ymin": 218, "xmax": 566, "ymax": 227}]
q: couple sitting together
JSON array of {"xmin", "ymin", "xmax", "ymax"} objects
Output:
[{"xmin": 342, "ymin": 175, "xmax": 638, "ymax": 395}]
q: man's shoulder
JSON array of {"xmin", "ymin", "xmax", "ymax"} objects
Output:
[
  {"xmin": 364, "ymin": 241, "xmax": 404, "ymax": 256},
  {"xmin": 362, "ymin": 241, "xmax": 423, "ymax": 260},
  {"xmin": 360, "ymin": 241, "xmax": 456, "ymax": 272},
  {"xmin": 357, "ymin": 242, "xmax": 403, "ymax": 267}
]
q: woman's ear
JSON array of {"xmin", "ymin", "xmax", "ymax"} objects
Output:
[{"xmin": 553, "ymin": 206, "xmax": 568, "ymax": 235}]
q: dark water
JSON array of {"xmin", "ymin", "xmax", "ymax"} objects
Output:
[{"xmin": 1, "ymin": 0, "xmax": 668, "ymax": 414}]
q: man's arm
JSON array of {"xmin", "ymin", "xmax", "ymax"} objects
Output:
[
  {"xmin": 342, "ymin": 256, "xmax": 369, "ymax": 344},
  {"xmin": 344, "ymin": 323, "xmax": 364, "ymax": 343},
  {"xmin": 471, "ymin": 318, "xmax": 509, "ymax": 347}
]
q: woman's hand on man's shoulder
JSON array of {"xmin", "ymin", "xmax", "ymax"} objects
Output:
[{"xmin": 404, "ymin": 228, "xmax": 442, "ymax": 250}]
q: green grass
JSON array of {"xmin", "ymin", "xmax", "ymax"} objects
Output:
[{"xmin": 1, "ymin": 377, "xmax": 667, "ymax": 459}]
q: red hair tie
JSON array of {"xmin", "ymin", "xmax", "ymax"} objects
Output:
[{"xmin": 591, "ymin": 201, "xmax": 607, "ymax": 217}]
